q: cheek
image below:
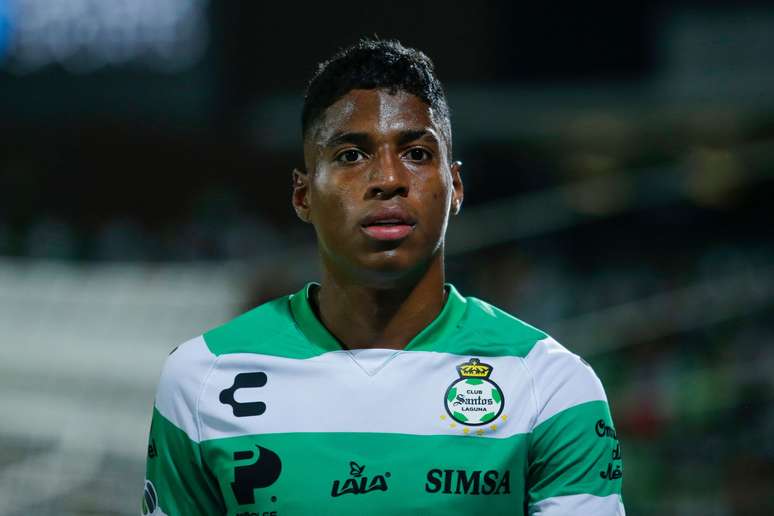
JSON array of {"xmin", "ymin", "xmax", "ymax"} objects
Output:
[
  {"xmin": 424, "ymin": 169, "xmax": 451, "ymax": 198},
  {"xmin": 311, "ymin": 175, "xmax": 358, "ymax": 227},
  {"xmin": 427, "ymin": 182, "xmax": 451, "ymax": 209},
  {"xmin": 421, "ymin": 189, "xmax": 451, "ymax": 231}
]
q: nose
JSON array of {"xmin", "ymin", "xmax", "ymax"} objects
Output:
[{"xmin": 365, "ymin": 152, "xmax": 409, "ymax": 200}]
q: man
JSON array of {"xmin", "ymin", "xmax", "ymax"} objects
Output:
[{"xmin": 142, "ymin": 39, "xmax": 625, "ymax": 515}]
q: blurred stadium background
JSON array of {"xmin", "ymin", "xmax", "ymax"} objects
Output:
[{"xmin": 1, "ymin": 1, "xmax": 773, "ymax": 515}]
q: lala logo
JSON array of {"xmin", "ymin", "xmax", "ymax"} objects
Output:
[{"xmin": 330, "ymin": 462, "xmax": 390, "ymax": 497}]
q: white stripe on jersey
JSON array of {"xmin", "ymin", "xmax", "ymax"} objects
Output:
[
  {"xmin": 154, "ymin": 336, "xmax": 608, "ymax": 443},
  {"xmin": 197, "ymin": 348, "xmax": 533, "ymax": 441},
  {"xmin": 153, "ymin": 335, "xmax": 217, "ymax": 442},
  {"xmin": 529, "ymin": 493, "xmax": 626, "ymax": 515},
  {"xmin": 525, "ymin": 337, "xmax": 608, "ymax": 429}
]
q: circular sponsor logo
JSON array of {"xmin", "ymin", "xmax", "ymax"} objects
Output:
[
  {"xmin": 142, "ymin": 480, "xmax": 157, "ymax": 515},
  {"xmin": 142, "ymin": 480, "xmax": 168, "ymax": 516},
  {"xmin": 444, "ymin": 358, "xmax": 504, "ymax": 426}
]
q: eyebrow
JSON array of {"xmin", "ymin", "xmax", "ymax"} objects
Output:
[
  {"xmin": 323, "ymin": 129, "xmax": 440, "ymax": 149},
  {"xmin": 323, "ymin": 131, "xmax": 371, "ymax": 149},
  {"xmin": 397, "ymin": 129, "xmax": 440, "ymax": 148}
]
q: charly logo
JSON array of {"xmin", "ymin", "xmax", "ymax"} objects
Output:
[
  {"xmin": 443, "ymin": 358, "xmax": 505, "ymax": 429},
  {"xmin": 141, "ymin": 480, "xmax": 169, "ymax": 516},
  {"xmin": 220, "ymin": 372, "xmax": 268, "ymax": 417},
  {"xmin": 231, "ymin": 445, "xmax": 282, "ymax": 505},
  {"xmin": 330, "ymin": 462, "xmax": 390, "ymax": 497}
]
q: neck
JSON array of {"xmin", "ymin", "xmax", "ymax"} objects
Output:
[{"xmin": 312, "ymin": 253, "xmax": 447, "ymax": 350}]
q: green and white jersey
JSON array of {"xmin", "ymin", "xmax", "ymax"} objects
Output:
[{"xmin": 142, "ymin": 283, "xmax": 624, "ymax": 516}]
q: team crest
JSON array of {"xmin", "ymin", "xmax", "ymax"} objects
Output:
[{"xmin": 444, "ymin": 358, "xmax": 504, "ymax": 427}]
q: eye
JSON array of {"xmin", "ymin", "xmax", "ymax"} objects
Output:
[
  {"xmin": 404, "ymin": 148, "xmax": 431, "ymax": 162},
  {"xmin": 335, "ymin": 149, "xmax": 366, "ymax": 163}
]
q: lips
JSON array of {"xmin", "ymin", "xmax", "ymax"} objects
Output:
[
  {"xmin": 360, "ymin": 207, "xmax": 416, "ymax": 227},
  {"xmin": 360, "ymin": 207, "xmax": 417, "ymax": 241}
]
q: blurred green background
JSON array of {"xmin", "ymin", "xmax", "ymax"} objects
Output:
[{"xmin": 0, "ymin": 1, "xmax": 772, "ymax": 515}]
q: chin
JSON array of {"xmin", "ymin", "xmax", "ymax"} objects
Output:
[
  {"xmin": 361, "ymin": 251, "xmax": 411, "ymax": 272},
  {"xmin": 351, "ymin": 250, "xmax": 433, "ymax": 286}
]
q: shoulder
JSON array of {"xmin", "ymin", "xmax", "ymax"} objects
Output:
[
  {"xmin": 202, "ymin": 292, "xmax": 301, "ymax": 357},
  {"xmin": 153, "ymin": 291, "xmax": 296, "ymax": 434},
  {"xmin": 523, "ymin": 337, "xmax": 608, "ymax": 430},
  {"xmin": 460, "ymin": 294, "xmax": 606, "ymax": 425},
  {"xmin": 154, "ymin": 335, "xmax": 217, "ymax": 441},
  {"xmin": 152, "ymin": 289, "xmax": 310, "ymax": 436},
  {"xmin": 454, "ymin": 294, "xmax": 550, "ymax": 357},
  {"xmin": 156, "ymin": 293, "xmax": 293, "ymax": 401}
]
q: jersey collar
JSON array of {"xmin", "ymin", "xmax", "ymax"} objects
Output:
[{"xmin": 289, "ymin": 281, "xmax": 467, "ymax": 353}]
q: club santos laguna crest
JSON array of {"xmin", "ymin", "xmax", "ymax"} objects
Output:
[{"xmin": 143, "ymin": 283, "xmax": 625, "ymax": 515}]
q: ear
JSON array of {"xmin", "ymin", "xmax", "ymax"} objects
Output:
[
  {"xmin": 291, "ymin": 168, "xmax": 312, "ymax": 223},
  {"xmin": 450, "ymin": 160, "xmax": 464, "ymax": 215}
]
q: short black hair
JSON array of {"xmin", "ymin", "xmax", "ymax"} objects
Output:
[{"xmin": 302, "ymin": 38, "xmax": 452, "ymax": 157}]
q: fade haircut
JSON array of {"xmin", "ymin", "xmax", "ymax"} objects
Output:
[{"xmin": 302, "ymin": 38, "xmax": 452, "ymax": 158}]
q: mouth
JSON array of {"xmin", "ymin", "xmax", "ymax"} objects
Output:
[
  {"xmin": 361, "ymin": 221, "xmax": 416, "ymax": 241},
  {"xmin": 360, "ymin": 206, "xmax": 417, "ymax": 241}
]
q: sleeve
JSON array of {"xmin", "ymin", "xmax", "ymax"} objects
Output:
[
  {"xmin": 141, "ymin": 337, "xmax": 225, "ymax": 516},
  {"xmin": 524, "ymin": 338, "xmax": 625, "ymax": 515}
]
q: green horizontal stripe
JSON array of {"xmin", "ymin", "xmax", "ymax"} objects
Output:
[
  {"xmin": 528, "ymin": 400, "xmax": 623, "ymax": 503},
  {"xmin": 146, "ymin": 408, "xmax": 225, "ymax": 515},
  {"xmin": 201, "ymin": 431, "xmax": 530, "ymax": 515}
]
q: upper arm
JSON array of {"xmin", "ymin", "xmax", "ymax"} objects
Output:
[
  {"xmin": 143, "ymin": 336, "xmax": 225, "ymax": 516},
  {"xmin": 525, "ymin": 338, "xmax": 625, "ymax": 515}
]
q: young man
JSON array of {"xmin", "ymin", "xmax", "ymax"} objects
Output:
[{"xmin": 142, "ymin": 39, "xmax": 625, "ymax": 515}]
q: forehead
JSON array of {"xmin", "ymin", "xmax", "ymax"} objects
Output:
[{"xmin": 311, "ymin": 89, "xmax": 439, "ymax": 145}]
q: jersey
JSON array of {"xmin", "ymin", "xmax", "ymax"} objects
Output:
[{"xmin": 141, "ymin": 282, "xmax": 625, "ymax": 516}]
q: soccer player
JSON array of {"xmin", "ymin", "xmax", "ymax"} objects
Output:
[{"xmin": 141, "ymin": 39, "xmax": 625, "ymax": 515}]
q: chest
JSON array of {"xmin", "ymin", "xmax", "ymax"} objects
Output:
[{"xmin": 198, "ymin": 351, "xmax": 535, "ymax": 515}]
